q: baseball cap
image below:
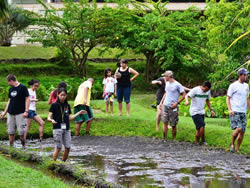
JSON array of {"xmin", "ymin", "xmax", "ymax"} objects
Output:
[
  {"xmin": 161, "ymin": 70, "xmax": 173, "ymax": 77},
  {"xmin": 237, "ymin": 68, "xmax": 249, "ymax": 75}
]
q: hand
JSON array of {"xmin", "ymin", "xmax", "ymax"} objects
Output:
[
  {"xmin": 158, "ymin": 81, "xmax": 162, "ymax": 85},
  {"xmin": 0, "ymin": 112, "xmax": 5, "ymax": 119},
  {"xmin": 79, "ymin": 110, "xmax": 87, "ymax": 115},
  {"xmin": 171, "ymin": 102, "xmax": 178, "ymax": 109},
  {"xmin": 51, "ymin": 119, "xmax": 57, "ymax": 124},
  {"xmin": 130, "ymin": 78, "xmax": 133, "ymax": 82},
  {"xmin": 184, "ymin": 101, "xmax": 189, "ymax": 106},
  {"xmin": 102, "ymin": 93, "xmax": 105, "ymax": 98},
  {"xmin": 23, "ymin": 111, "xmax": 28, "ymax": 118},
  {"xmin": 114, "ymin": 93, "xmax": 117, "ymax": 97},
  {"xmin": 229, "ymin": 110, "xmax": 234, "ymax": 116},
  {"xmin": 35, "ymin": 99, "xmax": 38, "ymax": 102},
  {"xmin": 211, "ymin": 111, "xmax": 215, "ymax": 117}
]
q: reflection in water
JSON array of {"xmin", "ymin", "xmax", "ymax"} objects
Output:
[{"xmin": 1, "ymin": 138, "xmax": 250, "ymax": 188}]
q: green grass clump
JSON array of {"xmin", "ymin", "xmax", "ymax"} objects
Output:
[{"xmin": 0, "ymin": 155, "xmax": 69, "ymax": 188}]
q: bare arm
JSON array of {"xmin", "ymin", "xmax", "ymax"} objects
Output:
[
  {"xmin": 23, "ymin": 96, "xmax": 30, "ymax": 118},
  {"xmin": 152, "ymin": 80, "xmax": 162, "ymax": 85},
  {"xmin": 0, "ymin": 99, "xmax": 10, "ymax": 118},
  {"xmin": 226, "ymin": 96, "xmax": 234, "ymax": 116},
  {"xmin": 183, "ymin": 86, "xmax": 191, "ymax": 92},
  {"xmin": 103, "ymin": 84, "xmax": 106, "ymax": 97},
  {"xmin": 184, "ymin": 94, "xmax": 189, "ymax": 106},
  {"xmin": 206, "ymin": 99, "xmax": 215, "ymax": 117},
  {"xmin": 69, "ymin": 110, "xmax": 87, "ymax": 120},
  {"xmin": 171, "ymin": 91, "xmax": 186, "ymax": 109},
  {"xmin": 129, "ymin": 68, "xmax": 139, "ymax": 82},
  {"xmin": 83, "ymin": 87, "xmax": 88, "ymax": 105},
  {"xmin": 114, "ymin": 83, "xmax": 117, "ymax": 96},
  {"xmin": 47, "ymin": 112, "xmax": 57, "ymax": 124}
]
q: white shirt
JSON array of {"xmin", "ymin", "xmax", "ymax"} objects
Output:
[
  {"xmin": 103, "ymin": 77, "xmax": 117, "ymax": 93},
  {"xmin": 163, "ymin": 81, "xmax": 184, "ymax": 107},
  {"xmin": 28, "ymin": 88, "xmax": 36, "ymax": 111},
  {"xmin": 227, "ymin": 81, "xmax": 249, "ymax": 113},
  {"xmin": 188, "ymin": 86, "xmax": 211, "ymax": 116}
]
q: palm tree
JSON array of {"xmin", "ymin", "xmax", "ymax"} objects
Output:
[{"xmin": 0, "ymin": 0, "xmax": 8, "ymax": 20}]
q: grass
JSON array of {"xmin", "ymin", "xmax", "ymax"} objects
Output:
[
  {"xmin": 0, "ymin": 93, "xmax": 249, "ymax": 154},
  {"xmin": 0, "ymin": 154, "xmax": 70, "ymax": 188}
]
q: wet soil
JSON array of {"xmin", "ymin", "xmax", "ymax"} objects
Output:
[{"xmin": 3, "ymin": 136, "xmax": 250, "ymax": 187}]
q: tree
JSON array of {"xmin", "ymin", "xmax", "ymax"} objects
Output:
[
  {"xmin": 105, "ymin": 0, "xmax": 203, "ymax": 82},
  {"xmin": 27, "ymin": 0, "xmax": 113, "ymax": 76},
  {"xmin": 202, "ymin": 0, "xmax": 249, "ymax": 88},
  {"xmin": 0, "ymin": 5, "xmax": 30, "ymax": 46},
  {"xmin": 0, "ymin": 0, "xmax": 8, "ymax": 20}
]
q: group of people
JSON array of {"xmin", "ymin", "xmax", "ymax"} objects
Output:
[
  {"xmin": 152, "ymin": 68, "xmax": 249, "ymax": 153},
  {"xmin": 0, "ymin": 59, "xmax": 248, "ymax": 162}
]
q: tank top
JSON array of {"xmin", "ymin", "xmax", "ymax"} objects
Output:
[{"xmin": 117, "ymin": 67, "xmax": 131, "ymax": 87}]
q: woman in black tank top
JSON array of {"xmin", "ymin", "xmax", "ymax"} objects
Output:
[{"xmin": 115, "ymin": 59, "xmax": 139, "ymax": 116}]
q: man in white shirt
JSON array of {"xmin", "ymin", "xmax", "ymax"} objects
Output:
[
  {"xmin": 185, "ymin": 81, "xmax": 215, "ymax": 145},
  {"xmin": 227, "ymin": 68, "xmax": 249, "ymax": 152},
  {"xmin": 160, "ymin": 70, "xmax": 186, "ymax": 141}
]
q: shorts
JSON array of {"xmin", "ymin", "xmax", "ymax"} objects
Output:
[
  {"xmin": 74, "ymin": 105, "xmax": 94, "ymax": 123},
  {"xmin": 117, "ymin": 86, "xmax": 131, "ymax": 103},
  {"xmin": 161, "ymin": 106, "xmax": 179, "ymax": 126},
  {"xmin": 28, "ymin": 110, "xmax": 37, "ymax": 119},
  {"xmin": 192, "ymin": 114, "xmax": 205, "ymax": 130},
  {"xmin": 53, "ymin": 129, "xmax": 71, "ymax": 149},
  {"xmin": 104, "ymin": 92, "xmax": 114, "ymax": 102},
  {"xmin": 229, "ymin": 112, "xmax": 247, "ymax": 132},
  {"xmin": 7, "ymin": 113, "xmax": 26, "ymax": 135}
]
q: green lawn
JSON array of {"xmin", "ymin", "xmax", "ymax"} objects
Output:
[
  {"xmin": 0, "ymin": 93, "xmax": 249, "ymax": 154},
  {"xmin": 0, "ymin": 154, "xmax": 70, "ymax": 188}
]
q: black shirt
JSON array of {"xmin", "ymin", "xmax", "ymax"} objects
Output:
[
  {"xmin": 49, "ymin": 102, "xmax": 72, "ymax": 130},
  {"xmin": 156, "ymin": 77, "xmax": 166, "ymax": 105},
  {"xmin": 8, "ymin": 84, "xmax": 29, "ymax": 115},
  {"xmin": 117, "ymin": 67, "xmax": 131, "ymax": 88}
]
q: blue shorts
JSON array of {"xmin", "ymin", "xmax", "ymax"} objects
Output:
[
  {"xmin": 229, "ymin": 112, "xmax": 247, "ymax": 132},
  {"xmin": 117, "ymin": 86, "xmax": 131, "ymax": 103},
  {"xmin": 28, "ymin": 110, "xmax": 37, "ymax": 119}
]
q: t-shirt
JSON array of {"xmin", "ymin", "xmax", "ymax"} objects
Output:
[
  {"xmin": 227, "ymin": 81, "xmax": 249, "ymax": 113},
  {"xmin": 103, "ymin": 77, "xmax": 117, "ymax": 93},
  {"xmin": 163, "ymin": 81, "xmax": 184, "ymax": 107},
  {"xmin": 155, "ymin": 77, "xmax": 166, "ymax": 105},
  {"xmin": 28, "ymin": 88, "xmax": 36, "ymax": 111},
  {"xmin": 49, "ymin": 102, "xmax": 72, "ymax": 130},
  {"xmin": 8, "ymin": 84, "xmax": 29, "ymax": 115},
  {"xmin": 74, "ymin": 81, "xmax": 92, "ymax": 107},
  {"xmin": 188, "ymin": 86, "xmax": 211, "ymax": 116},
  {"xmin": 49, "ymin": 90, "xmax": 57, "ymax": 104}
]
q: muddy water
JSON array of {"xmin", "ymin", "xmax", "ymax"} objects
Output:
[{"xmin": 3, "ymin": 136, "xmax": 250, "ymax": 187}]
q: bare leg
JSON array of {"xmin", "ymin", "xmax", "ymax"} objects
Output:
[
  {"xmin": 86, "ymin": 119, "xmax": 93, "ymax": 132},
  {"xmin": 195, "ymin": 130, "xmax": 200, "ymax": 144},
  {"xmin": 126, "ymin": 103, "xmax": 130, "ymax": 116},
  {"xmin": 163, "ymin": 122, "xmax": 168, "ymax": 141},
  {"xmin": 172, "ymin": 126, "xmax": 177, "ymax": 140},
  {"xmin": 200, "ymin": 127, "xmax": 205, "ymax": 143},
  {"xmin": 156, "ymin": 105, "xmax": 161, "ymax": 131},
  {"xmin": 9, "ymin": 134, "xmax": 15, "ymax": 147},
  {"xmin": 20, "ymin": 135, "xmax": 26, "ymax": 148},
  {"xmin": 235, "ymin": 132, "xmax": 245, "ymax": 152},
  {"xmin": 33, "ymin": 115, "xmax": 45, "ymax": 141},
  {"xmin": 24, "ymin": 118, "xmax": 32, "ymax": 140},
  {"xmin": 75, "ymin": 122, "xmax": 83, "ymax": 136},
  {"xmin": 231, "ymin": 128, "xmax": 241, "ymax": 147},
  {"xmin": 62, "ymin": 148, "xmax": 70, "ymax": 162},
  {"xmin": 110, "ymin": 102, "xmax": 113, "ymax": 116},
  {"xmin": 53, "ymin": 148, "xmax": 61, "ymax": 161},
  {"xmin": 118, "ymin": 102, "xmax": 122, "ymax": 116},
  {"xmin": 105, "ymin": 101, "xmax": 109, "ymax": 116}
]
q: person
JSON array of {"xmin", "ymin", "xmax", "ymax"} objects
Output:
[
  {"xmin": 159, "ymin": 70, "xmax": 186, "ymax": 142},
  {"xmin": 103, "ymin": 68, "xmax": 117, "ymax": 116},
  {"xmin": 74, "ymin": 78, "xmax": 94, "ymax": 136},
  {"xmin": 226, "ymin": 68, "xmax": 249, "ymax": 152},
  {"xmin": 152, "ymin": 77, "xmax": 166, "ymax": 131},
  {"xmin": 0, "ymin": 74, "xmax": 30, "ymax": 148},
  {"xmin": 48, "ymin": 88, "xmax": 86, "ymax": 161},
  {"xmin": 115, "ymin": 59, "xmax": 139, "ymax": 116},
  {"xmin": 185, "ymin": 81, "xmax": 215, "ymax": 145},
  {"xmin": 24, "ymin": 79, "xmax": 45, "ymax": 143},
  {"xmin": 48, "ymin": 81, "xmax": 67, "ymax": 104}
]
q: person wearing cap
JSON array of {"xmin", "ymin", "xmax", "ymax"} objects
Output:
[
  {"xmin": 227, "ymin": 68, "xmax": 249, "ymax": 152},
  {"xmin": 159, "ymin": 70, "xmax": 186, "ymax": 141},
  {"xmin": 115, "ymin": 59, "xmax": 139, "ymax": 117}
]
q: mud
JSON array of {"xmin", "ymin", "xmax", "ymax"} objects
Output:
[{"xmin": 3, "ymin": 136, "xmax": 250, "ymax": 187}]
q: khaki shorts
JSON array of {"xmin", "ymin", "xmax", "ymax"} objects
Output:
[
  {"xmin": 7, "ymin": 113, "xmax": 26, "ymax": 135},
  {"xmin": 161, "ymin": 105, "xmax": 179, "ymax": 126},
  {"xmin": 53, "ymin": 129, "xmax": 71, "ymax": 149}
]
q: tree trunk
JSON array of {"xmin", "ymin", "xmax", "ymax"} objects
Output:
[{"xmin": 144, "ymin": 51, "xmax": 155, "ymax": 82}]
